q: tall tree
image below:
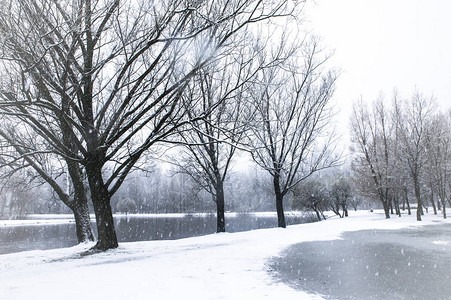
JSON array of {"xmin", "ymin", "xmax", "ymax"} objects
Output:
[
  {"xmin": 424, "ymin": 112, "xmax": 451, "ymax": 219},
  {"xmin": 350, "ymin": 97, "xmax": 398, "ymax": 218},
  {"xmin": 247, "ymin": 37, "xmax": 338, "ymax": 228},
  {"xmin": 0, "ymin": 0, "xmax": 296, "ymax": 250},
  {"xmin": 172, "ymin": 42, "xmax": 260, "ymax": 232},
  {"xmin": 395, "ymin": 92, "xmax": 435, "ymax": 221}
]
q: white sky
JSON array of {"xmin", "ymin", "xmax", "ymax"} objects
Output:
[{"xmin": 304, "ymin": 0, "xmax": 451, "ymax": 140}]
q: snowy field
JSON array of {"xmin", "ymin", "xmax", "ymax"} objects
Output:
[{"xmin": 0, "ymin": 210, "xmax": 450, "ymax": 300}]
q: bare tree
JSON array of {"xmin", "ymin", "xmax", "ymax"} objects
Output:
[
  {"xmin": 171, "ymin": 42, "xmax": 260, "ymax": 232},
  {"xmin": 247, "ymin": 36, "xmax": 339, "ymax": 228},
  {"xmin": 0, "ymin": 0, "xmax": 297, "ymax": 250},
  {"xmin": 291, "ymin": 178, "xmax": 328, "ymax": 221},
  {"xmin": 350, "ymin": 97, "xmax": 398, "ymax": 218},
  {"xmin": 394, "ymin": 92, "xmax": 435, "ymax": 221},
  {"xmin": 329, "ymin": 175, "xmax": 351, "ymax": 218},
  {"xmin": 424, "ymin": 112, "xmax": 451, "ymax": 219}
]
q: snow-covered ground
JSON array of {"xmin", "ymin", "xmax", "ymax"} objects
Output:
[{"xmin": 0, "ymin": 210, "xmax": 449, "ymax": 300}]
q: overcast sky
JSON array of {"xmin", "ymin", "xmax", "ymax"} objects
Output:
[{"xmin": 304, "ymin": 0, "xmax": 451, "ymax": 140}]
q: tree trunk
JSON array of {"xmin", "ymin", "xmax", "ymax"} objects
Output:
[
  {"xmin": 395, "ymin": 205, "xmax": 401, "ymax": 217},
  {"xmin": 86, "ymin": 165, "xmax": 118, "ymax": 250},
  {"xmin": 273, "ymin": 175, "xmax": 286, "ymax": 228},
  {"xmin": 393, "ymin": 197, "xmax": 401, "ymax": 217},
  {"xmin": 215, "ymin": 180, "xmax": 226, "ymax": 233},
  {"xmin": 407, "ymin": 200, "xmax": 411, "ymax": 215},
  {"xmin": 404, "ymin": 189, "xmax": 411, "ymax": 215},
  {"xmin": 414, "ymin": 182, "xmax": 422, "ymax": 221},
  {"xmin": 72, "ymin": 201, "xmax": 95, "ymax": 243},
  {"xmin": 342, "ymin": 203, "xmax": 348, "ymax": 217},
  {"xmin": 314, "ymin": 209, "xmax": 322, "ymax": 221},
  {"xmin": 66, "ymin": 160, "xmax": 95, "ymax": 243},
  {"xmin": 430, "ymin": 193, "xmax": 437, "ymax": 215},
  {"xmin": 275, "ymin": 192, "xmax": 286, "ymax": 227},
  {"xmin": 440, "ymin": 200, "xmax": 447, "ymax": 219},
  {"xmin": 332, "ymin": 201, "xmax": 342, "ymax": 217},
  {"xmin": 381, "ymin": 197, "xmax": 390, "ymax": 219},
  {"xmin": 91, "ymin": 190, "xmax": 117, "ymax": 250}
]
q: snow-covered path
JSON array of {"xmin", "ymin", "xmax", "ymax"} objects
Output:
[{"xmin": 1, "ymin": 211, "xmax": 449, "ymax": 300}]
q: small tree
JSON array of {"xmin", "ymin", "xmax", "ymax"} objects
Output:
[
  {"xmin": 329, "ymin": 176, "xmax": 351, "ymax": 218},
  {"xmin": 292, "ymin": 179, "xmax": 328, "ymax": 221}
]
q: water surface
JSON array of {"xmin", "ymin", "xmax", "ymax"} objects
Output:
[
  {"xmin": 269, "ymin": 223, "xmax": 451, "ymax": 300},
  {"xmin": 0, "ymin": 213, "xmax": 312, "ymax": 254}
]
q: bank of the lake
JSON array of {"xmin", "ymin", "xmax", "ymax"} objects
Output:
[{"xmin": 0, "ymin": 212, "xmax": 314, "ymax": 255}]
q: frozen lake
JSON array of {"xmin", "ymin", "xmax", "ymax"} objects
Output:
[
  {"xmin": 0, "ymin": 212, "xmax": 313, "ymax": 254},
  {"xmin": 269, "ymin": 223, "xmax": 451, "ymax": 300}
]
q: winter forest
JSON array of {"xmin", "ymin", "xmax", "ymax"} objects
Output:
[
  {"xmin": 0, "ymin": 0, "xmax": 450, "ymax": 249},
  {"xmin": 1, "ymin": 1, "xmax": 451, "ymax": 299}
]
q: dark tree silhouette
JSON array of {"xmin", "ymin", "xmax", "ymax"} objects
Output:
[
  {"xmin": 247, "ymin": 37, "xmax": 339, "ymax": 228},
  {"xmin": 0, "ymin": 0, "xmax": 297, "ymax": 250}
]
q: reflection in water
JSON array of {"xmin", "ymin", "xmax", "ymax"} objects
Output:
[
  {"xmin": 0, "ymin": 213, "xmax": 313, "ymax": 254},
  {"xmin": 0, "ymin": 223, "xmax": 78, "ymax": 255}
]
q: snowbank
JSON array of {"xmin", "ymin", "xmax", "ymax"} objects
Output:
[{"xmin": 0, "ymin": 210, "xmax": 449, "ymax": 300}]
